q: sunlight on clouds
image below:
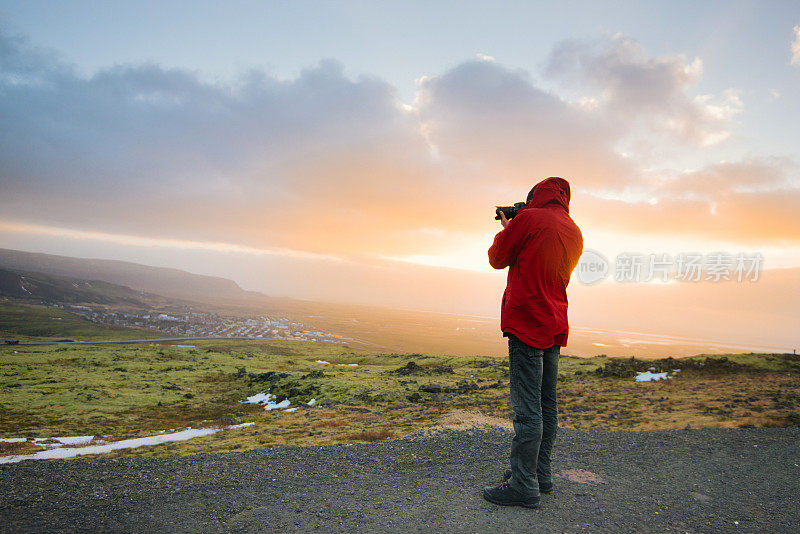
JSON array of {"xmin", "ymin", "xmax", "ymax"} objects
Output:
[
  {"xmin": 573, "ymin": 96, "xmax": 600, "ymax": 111},
  {"xmin": 694, "ymin": 90, "xmax": 743, "ymax": 122},
  {"xmin": 547, "ymin": 35, "xmax": 740, "ymax": 147},
  {"xmin": 386, "ymin": 226, "xmax": 800, "ymax": 273},
  {"xmin": 687, "ymin": 89, "xmax": 742, "ymax": 145},
  {"xmin": 382, "ymin": 226, "xmax": 501, "ymax": 273},
  {"xmin": 0, "ymin": 221, "xmax": 348, "ymax": 263},
  {"xmin": 383, "ymin": 252, "xmax": 494, "ymax": 273},
  {"xmin": 792, "ymin": 25, "xmax": 800, "ymax": 66},
  {"xmin": 383, "ymin": 229, "xmax": 501, "ymax": 273},
  {"xmin": 0, "ymin": 27, "xmax": 798, "ymax": 266}
]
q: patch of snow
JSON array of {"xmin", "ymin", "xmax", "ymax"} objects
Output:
[
  {"xmin": 315, "ymin": 360, "xmax": 330, "ymax": 364},
  {"xmin": 54, "ymin": 436, "xmax": 94, "ymax": 446},
  {"xmin": 242, "ymin": 392, "xmax": 291, "ymax": 411},
  {"xmin": 244, "ymin": 392, "xmax": 273, "ymax": 404},
  {"xmin": 307, "ymin": 398, "xmax": 316, "ymax": 406},
  {"xmin": 270, "ymin": 400, "xmax": 291, "ymax": 410},
  {"xmin": 635, "ymin": 371, "xmax": 671, "ymax": 382},
  {"xmin": 337, "ymin": 363, "xmax": 358, "ymax": 367},
  {"xmin": 19, "ymin": 282, "xmax": 31, "ymax": 294},
  {"xmin": 172, "ymin": 345, "xmax": 195, "ymax": 348},
  {"xmin": 0, "ymin": 427, "xmax": 224, "ymax": 464},
  {"xmin": 32, "ymin": 438, "xmax": 63, "ymax": 448},
  {"xmin": 0, "ymin": 438, "xmax": 27, "ymax": 443},
  {"xmin": 229, "ymin": 422, "xmax": 255, "ymax": 429},
  {"xmin": 284, "ymin": 407, "xmax": 298, "ymax": 412}
]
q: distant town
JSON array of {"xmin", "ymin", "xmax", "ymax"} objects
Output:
[{"xmin": 67, "ymin": 305, "xmax": 352, "ymax": 345}]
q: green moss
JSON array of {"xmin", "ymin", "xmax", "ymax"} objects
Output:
[
  {"xmin": 1, "ymin": 339, "xmax": 798, "ymax": 460},
  {"xmin": 0, "ymin": 301, "xmax": 153, "ymax": 341}
]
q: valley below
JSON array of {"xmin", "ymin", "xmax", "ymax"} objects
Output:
[{"xmin": 1, "ymin": 248, "xmax": 798, "ymax": 464}]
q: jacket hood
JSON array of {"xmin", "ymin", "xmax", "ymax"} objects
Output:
[{"xmin": 525, "ymin": 176, "xmax": 571, "ymax": 213}]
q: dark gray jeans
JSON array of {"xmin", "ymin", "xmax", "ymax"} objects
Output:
[{"xmin": 507, "ymin": 333, "xmax": 560, "ymax": 497}]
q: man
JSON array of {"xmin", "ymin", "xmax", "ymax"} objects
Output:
[{"xmin": 482, "ymin": 176, "xmax": 583, "ymax": 509}]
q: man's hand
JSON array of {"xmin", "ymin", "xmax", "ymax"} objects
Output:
[{"xmin": 499, "ymin": 210, "xmax": 509, "ymax": 228}]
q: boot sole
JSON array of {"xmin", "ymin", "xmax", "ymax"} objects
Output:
[{"xmin": 482, "ymin": 489, "xmax": 540, "ymax": 509}]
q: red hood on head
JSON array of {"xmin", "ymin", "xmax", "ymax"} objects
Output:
[{"xmin": 525, "ymin": 177, "xmax": 571, "ymax": 213}]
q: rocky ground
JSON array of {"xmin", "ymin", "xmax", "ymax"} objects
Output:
[{"xmin": 2, "ymin": 426, "xmax": 798, "ymax": 533}]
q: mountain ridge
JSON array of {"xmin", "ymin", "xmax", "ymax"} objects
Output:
[
  {"xmin": 0, "ymin": 248, "xmax": 245, "ymax": 302},
  {"xmin": 0, "ymin": 267, "xmax": 160, "ymax": 307}
]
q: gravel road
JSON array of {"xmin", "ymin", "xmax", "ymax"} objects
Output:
[{"xmin": 1, "ymin": 426, "xmax": 798, "ymax": 533}]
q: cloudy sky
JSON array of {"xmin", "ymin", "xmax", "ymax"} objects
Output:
[{"xmin": 1, "ymin": 1, "xmax": 799, "ymax": 332}]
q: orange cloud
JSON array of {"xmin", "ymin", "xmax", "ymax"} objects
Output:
[
  {"xmin": 575, "ymin": 188, "xmax": 800, "ymax": 245},
  {"xmin": 0, "ymin": 28, "xmax": 798, "ymax": 263}
]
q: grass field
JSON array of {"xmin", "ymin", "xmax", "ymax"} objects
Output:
[
  {"xmin": 1, "ymin": 334, "xmax": 799, "ymax": 461},
  {"xmin": 0, "ymin": 300, "xmax": 153, "ymax": 342}
]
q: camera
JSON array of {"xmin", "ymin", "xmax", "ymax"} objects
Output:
[{"xmin": 495, "ymin": 202, "xmax": 526, "ymax": 221}]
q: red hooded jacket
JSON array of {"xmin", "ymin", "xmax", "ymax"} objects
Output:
[{"xmin": 488, "ymin": 177, "xmax": 583, "ymax": 349}]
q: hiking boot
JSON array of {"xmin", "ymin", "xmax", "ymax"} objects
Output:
[
  {"xmin": 503, "ymin": 469, "xmax": 553, "ymax": 494},
  {"xmin": 482, "ymin": 481, "xmax": 540, "ymax": 508}
]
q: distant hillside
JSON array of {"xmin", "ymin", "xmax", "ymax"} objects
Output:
[
  {"xmin": 0, "ymin": 267, "xmax": 162, "ymax": 307},
  {"xmin": 0, "ymin": 248, "xmax": 246, "ymax": 301}
]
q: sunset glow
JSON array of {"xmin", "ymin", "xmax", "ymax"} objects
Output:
[{"xmin": 1, "ymin": 1, "xmax": 799, "ymax": 350}]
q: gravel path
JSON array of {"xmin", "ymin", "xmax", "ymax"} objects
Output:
[{"xmin": 1, "ymin": 427, "xmax": 798, "ymax": 533}]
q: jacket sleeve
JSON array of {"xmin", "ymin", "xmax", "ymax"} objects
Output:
[{"xmin": 488, "ymin": 214, "xmax": 530, "ymax": 269}]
